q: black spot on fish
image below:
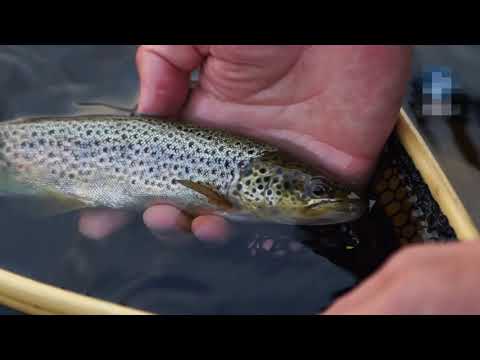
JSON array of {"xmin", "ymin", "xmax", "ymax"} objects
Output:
[
  {"xmin": 49, "ymin": 130, "xmax": 55, "ymax": 135},
  {"xmin": 86, "ymin": 130, "xmax": 92, "ymax": 136},
  {"xmin": 237, "ymin": 184, "xmax": 242, "ymax": 190},
  {"xmin": 188, "ymin": 141, "xmax": 194, "ymax": 148},
  {"xmin": 267, "ymin": 190, "xmax": 272, "ymax": 195}
]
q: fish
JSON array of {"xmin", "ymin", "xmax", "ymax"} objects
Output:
[{"xmin": 0, "ymin": 114, "xmax": 367, "ymax": 225}]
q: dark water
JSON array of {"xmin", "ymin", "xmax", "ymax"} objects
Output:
[{"xmin": 0, "ymin": 45, "xmax": 360, "ymax": 315}]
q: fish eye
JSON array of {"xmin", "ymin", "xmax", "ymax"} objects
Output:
[
  {"xmin": 309, "ymin": 177, "xmax": 328, "ymax": 197},
  {"xmin": 312, "ymin": 187, "xmax": 325, "ymax": 197}
]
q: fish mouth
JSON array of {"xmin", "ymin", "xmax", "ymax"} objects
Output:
[{"xmin": 302, "ymin": 198, "xmax": 368, "ymax": 225}]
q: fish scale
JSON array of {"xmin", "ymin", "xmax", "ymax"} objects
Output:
[
  {"xmin": 0, "ymin": 114, "xmax": 366, "ymax": 225},
  {"xmin": 0, "ymin": 115, "xmax": 272, "ymax": 214}
]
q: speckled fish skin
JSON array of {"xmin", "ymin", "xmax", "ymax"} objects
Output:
[{"xmin": 0, "ymin": 115, "xmax": 367, "ymax": 225}]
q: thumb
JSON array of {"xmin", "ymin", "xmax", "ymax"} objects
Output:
[{"xmin": 136, "ymin": 45, "xmax": 204, "ymax": 116}]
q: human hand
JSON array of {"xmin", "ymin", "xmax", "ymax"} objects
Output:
[
  {"xmin": 323, "ymin": 241, "xmax": 480, "ymax": 314},
  {"xmin": 78, "ymin": 45, "xmax": 412, "ymax": 243}
]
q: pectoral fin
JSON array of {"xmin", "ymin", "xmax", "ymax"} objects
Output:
[{"xmin": 176, "ymin": 180, "xmax": 233, "ymax": 210}]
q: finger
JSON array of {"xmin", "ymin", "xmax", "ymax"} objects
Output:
[
  {"xmin": 143, "ymin": 204, "xmax": 192, "ymax": 236},
  {"xmin": 78, "ymin": 209, "xmax": 135, "ymax": 240},
  {"xmin": 191, "ymin": 215, "xmax": 231, "ymax": 245},
  {"xmin": 323, "ymin": 244, "xmax": 439, "ymax": 315},
  {"xmin": 136, "ymin": 45, "xmax": 204, "ymax": 115},
  {"xmin": 322, "ymin": 258, "xmax": 399, "ymax": 314}
]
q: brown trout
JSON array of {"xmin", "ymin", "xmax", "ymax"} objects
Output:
[{"xmin": 0, "ymin": 114, "xmax": 367, "ymax": 225}]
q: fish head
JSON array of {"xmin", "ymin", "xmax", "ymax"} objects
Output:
[{"xmin": 229, "ymin": 152, "xmax": 367, "ymax": 225}]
